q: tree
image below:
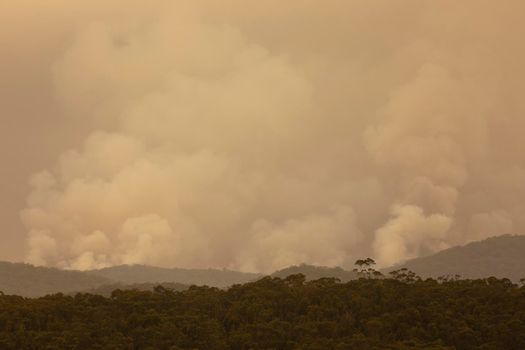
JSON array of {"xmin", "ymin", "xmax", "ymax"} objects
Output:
[{"xmin": 353, "ymin": 258, "xmax": 382, "ymax": 278}]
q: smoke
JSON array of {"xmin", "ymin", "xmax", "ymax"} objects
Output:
[{"xmin": 14, "ymin": 0, "xmax": 525, "ymax": 271}]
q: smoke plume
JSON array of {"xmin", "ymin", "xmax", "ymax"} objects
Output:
[{"xmin": 13, "ymin": 0, "xmax": 525, "ymax": 271}]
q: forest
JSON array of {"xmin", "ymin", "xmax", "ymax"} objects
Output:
[{"xmin": 1, "ymin": 266, "xmax": 524, "ymax": 350}]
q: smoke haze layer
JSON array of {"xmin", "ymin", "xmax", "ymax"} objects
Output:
[{"xmin": 6, "ymin": 0, "xmax": 525, "ymax": 272}]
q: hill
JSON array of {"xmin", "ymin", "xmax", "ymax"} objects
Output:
[
  {"xmin": 88, "ymin": 265, "xmax": 262, "ymax": 288},
  {"xmin": 0, "ymin": 261, "xmax": 110, "ymax": 297},
  {"xmin": 271, "ymin": 264, "xmax": 357, "ymax": 282},
  {"xmin": 384, "ymin": 234, "xmax": 525, "ymax": 281},
  {"xmin": 0, "ymin": 261, "xmax": 253, "ymax": 297},
  {"xmin": 6, "ymin": 234, "xmax": 525, "ymax": 298}
]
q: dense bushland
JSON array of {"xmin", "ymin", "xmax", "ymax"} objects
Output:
[{"xmin": 1, "ymin": 270, "xmax": 524, "ymax": 350}]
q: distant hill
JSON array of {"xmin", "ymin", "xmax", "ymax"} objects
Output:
[
  {"xmin": 6, "ymin": 235, "xmax": 524, "ymax": 298},
  {"xmin": 383, "ymin": 235, "xmax": 525, "ymax": 281},
  {"xmin": 0, "ymin": 261, "xmax": 110, "ymax": 297},
  {"xmin": 0, "ymin": 261, "xmax": 256, "ymax": 297},
  {"xmin": 88, "ymin": 265, "xmax": 262, "ymax": 288},
  {"xmin": 271, "ymin": 264, "xmax": 357, "ymax": 282},
  {"xmin": 73, "ymin": 281, "xmax": 189, "ymax": 297}
]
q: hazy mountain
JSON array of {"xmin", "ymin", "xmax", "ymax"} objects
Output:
[
  {"xmin": 383, "ymin": 235, "xmax": 525, "ymax": 281},
  {"xmin": 0, "ymin": 261, "xmax": 255, "ymax": 297},
  {"xmin": 73, "ymin": 281, "xmax": 189, "ymax": 297},
  {"xmin": 0, "ymin": 261, "xmax": 111, "ymax": 297},
  {"xmin": 6, "ymin": 235, "xmax": 525, "ymax": 298},
  {"xmin": 89, "ymin": 265, "xmax": 262, "ymax": 288},
  {"xmin": 271, "ymin": 264, "xmax": 357, "ymax": 282}
]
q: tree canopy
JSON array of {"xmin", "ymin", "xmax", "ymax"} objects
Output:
[{"xmin": 1, "ymin": 270, "xmax": 524, "ymax": 349}]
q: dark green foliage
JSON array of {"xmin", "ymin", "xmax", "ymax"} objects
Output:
[
  {"xmin": 383, "ymin": 235, "xmax": 525, "ymax": 281},
  {"xmin": 1, "ymin": 274, "xmax": 524, "ymax": 349},
  {"xmin": 72, "ymin": 282, "xmax": 189, "ymax": 297}
]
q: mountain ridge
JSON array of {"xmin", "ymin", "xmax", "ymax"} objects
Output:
[
  {"xmin": 382, "ymin": 234, "xmax": 525, "ymax": 281},
  {"xmin": 88, "ymin": 264, "xmax": 262, "ymax": 288},
  {"xmin": 0, "ymin": 261, "xmax": 111, "ymax": 297},
  {"xmin": 3, "ymin": 234, "xmax": 525, "ymax": 297}
]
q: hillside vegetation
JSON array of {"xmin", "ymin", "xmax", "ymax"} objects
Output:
[
  {"xmin": 384, "ymin": 235, "xmax": 525, "ymax": 281},
  {"xmin": 0, "ymin": 273, "xmax": 524, "ymax": 349},
  {"xmin": 72, "ymin": 282, "xmax": 189, "ymax": 297}
]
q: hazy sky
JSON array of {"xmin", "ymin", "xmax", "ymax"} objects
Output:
[{"xmin": 2, "ymin": 1, "xmax": 525, "ymax": 272}]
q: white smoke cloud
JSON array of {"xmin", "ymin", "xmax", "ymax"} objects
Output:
[
  {"xmin": 373, "ymin": 205, "xmax": 452, "ymax": 267},
  {"xmin": 364, "ymin": 63, "xmax": 492, "ymax": 265},
  {"xmin": 236, "ymin": 206, "xmax": 362, "ymax": 273},
  {"xmin": 14, "ymin": 0, "xmax": 525, "ymax": 271}
]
